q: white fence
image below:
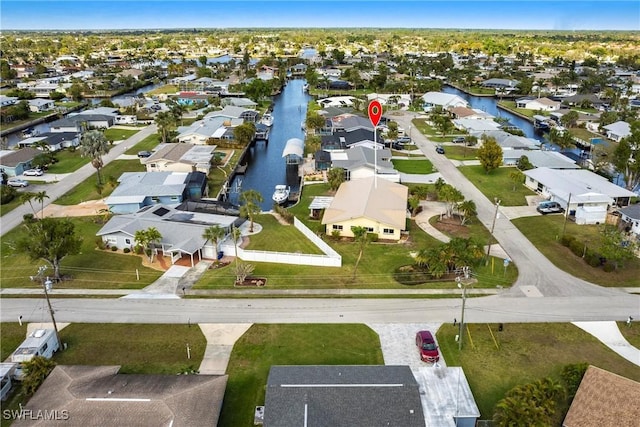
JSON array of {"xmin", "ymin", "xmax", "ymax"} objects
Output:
[{"xmin": 223, "ymin": 217, "xmax": 342, "ymax": 267}]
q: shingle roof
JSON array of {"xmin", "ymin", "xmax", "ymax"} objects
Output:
[
  {"xmin": 0, "ymin": 148, "xmax": 41, "ymax": 167},
  {"xmin": 619, "ymin": 203, "xmax": 640, "ymax": 220},
  {"xmin": 143, "ymin": 143, "xmax": 214, "ymax": 165},
  {"xmin": 13, "ymin": 365, "xmax": 227, "ymax": 427},
  {"xmin": 563, "ymin": 366, "xmax": 640, "ymax": 427}
]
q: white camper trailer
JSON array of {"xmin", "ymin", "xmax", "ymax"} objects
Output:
[{"xmin": 11, "ymin": 329, "xmax": 59, "ymax": 380}]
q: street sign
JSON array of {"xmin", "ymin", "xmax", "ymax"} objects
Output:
[{"xmin": 368, "ymin": 100, "xmax": 382, "ymax": 127}]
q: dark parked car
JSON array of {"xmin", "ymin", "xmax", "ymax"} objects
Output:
[
  {"xmin": 452, "ymin": 137, "xmax": 466, "ymax": 144},
  {"xmin": 416, "ymin": 330, "xmax": 440, "ymax": 363},
  {"xmin": 435, "ymin": 145, "xmax": 445, "ymax": 154},
  {"xmin": 137, "ymin": 151, "xmax": 152, "ymax": 158},
  {"xmin": 537, "ymin": 201, "xmax": 565, "ymax": 215}
]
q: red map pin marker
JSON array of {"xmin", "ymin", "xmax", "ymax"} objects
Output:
[{"xmin": 368, "ymin": 100, "xmax": 383, "ymax": 127}]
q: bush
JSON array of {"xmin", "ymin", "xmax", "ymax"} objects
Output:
[
  {"xmin": 95, "ymin": 237, "xmax": 106, "ymax": 250},
  {"xmin": 603, "ymin": 263, "xmax": 615, "ymax": 273},
  {"xmin": 569, "ymin": 239, "xmax": 584, "ymax": 257},
  {"xmin": 134, "ymin": 245, "xmax": 144, "ymax": 255},
  {"xmin": 584, "ymin": 250, "xmax": 601, "ymax": 267},
  {"xmin": 23, "ymin": 213, "xmax": 35, "ymax": 222},
  {"xmin": 0, "ymin": 184, "xmax": 17, "ymax": 204},
  {"xmin": 560, "ymin": 234, "xmax": 575, "ymax": 247},
  {"xmin": 123, "ymin": 247, "xmax": 131, "ymax": 254},
  {"xmin": 331, "ymin": 230, "xmax": 341, "ymax": 240},
  {"xmin": 111, "ymin": 246, "xmax": 118, "ymax": 251},
  {"xmin": 368, "ymin": 233, "xmax": 379, "ymax": 242}
]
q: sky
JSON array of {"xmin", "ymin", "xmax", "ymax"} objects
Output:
[{"xmin": 1, "ymin": 1, "xmax": 639, "ymax": 31}]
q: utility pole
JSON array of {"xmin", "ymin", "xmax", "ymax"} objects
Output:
[
  {"xmin": 486, "ymin": 198, "xmax": 501, "ymax": 263},
  {"xmin": 562, "ymin": 193, "xmax": 572, "ymax": 238},
  {"xmin": 457, "ymin": 275, "xmax": 467, "ymax": 351},
  {"xmin": 37, "ymin": 266, "xmax": 61, "ymax": 348}
]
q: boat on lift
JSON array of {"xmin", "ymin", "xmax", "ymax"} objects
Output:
[
  {"xmin": 272, "ymin": 185, "xmax": 290, "ymax": 205},
  {"xmin": 260, "ymin": 113, "xmax": 274, "ymax": 127}
]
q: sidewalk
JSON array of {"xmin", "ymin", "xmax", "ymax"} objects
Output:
[{"xmin": 573, "ymin": 321, "xmax": 640, "ymax": 367}]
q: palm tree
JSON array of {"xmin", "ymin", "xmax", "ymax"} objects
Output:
[
  {"xmin": 19, "ymin": 191, "xmax": 38, "ymax": 216},
  {"xmin": 202, "ymin": 225, "xmax": 225, "ymax": 258},
  {"xmin": 145, "ymin": 227, "xmax": 162, "ymax": 263},
  {"xmin": 456, "ymin": 200, "xmax": 477, "ymax": 225},
  {"xmin": 155, "ymin": 111, "xmax": 178, "ymax": 143},
  {"xmin": 231, "ymin": 225, "xmax": 242, "ymax": 270},
  {"xmin": 239, "ymin": 190, "xmax": 263, "ymax": 232},
  {"xmin": 351, "ymin": 226, "xmax": 370, "ymax": 280},
  {"xmin": 79, "ymin": 130, "xmax": 110, "ymax": 185},
  {"xmin": 33, "ymin": 191, "xmax": 49, "ymax": 219},
  {"xmin": 509, "ymin": 170, "xmax": 524, "ymax": 191}
]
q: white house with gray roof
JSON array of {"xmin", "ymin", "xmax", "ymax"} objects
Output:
[
  {"xmin": 421, "ymin": 91, "xmax": 468, "ymax": 112},
  {"xmin": 97, "ymin": 204, "xmax": 241, "ymax": 266},
  {"xmin": 476, "ymin": 130, "xmax": 540, "ymax": 150},
  {"xmin": 331, "ymin": 146, "xmax": 399, "ymax": 182},
  {"xmin": 502, "ymin": 149, "xmax": 580, "ymax": 169},
  {"xmin": 618, "ymin": 204, "xmax": 640, "ymax": 239},
  {"xmin": 603, "ymin": 121, "xmax": 631, "ymax": 142},
  {"xmin": 523, "ymin": 167, "xmax": 637, "ymax": 224},
  {"xmin": 176, "ymin": 116, "xmax": 238, "ymax": 144}
]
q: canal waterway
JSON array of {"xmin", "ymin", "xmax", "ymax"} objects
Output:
[{"xmin": 227, "ymin": 78, "xmax": 311, "ymax": 211}]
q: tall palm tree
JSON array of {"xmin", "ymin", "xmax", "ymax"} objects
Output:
[
  {"xmin": 456, "ymin": 199, "xmax": 477, "ymax": 225},
  {"xmin": 19, "ymin": 191, "xmax": 38, "ymax": 216},
  {"xmin": 231, "ymin": 226, "xmax": 242, "ymax": 269},
  {"xmin": 33, "ymin": 191, "xmax": 49, "ymax": 219},
  {"xmin": 202, "ymin": 225, "xmax": 225, "ymax": 258},
  {"xmin": 79, "ymin": 129, "xmax": 110, "ymax": 185},
  {"xmin": 145, "ymin": 227, "xmax": 162, "ymax": 263},
  {"xmin": 239, "ymin": 190, "xmax": 263, "ymax": 232}
]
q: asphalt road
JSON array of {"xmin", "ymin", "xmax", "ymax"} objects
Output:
[{"xmin": 0, "ymin": 124, "xmax": 158, "ymax": 237}]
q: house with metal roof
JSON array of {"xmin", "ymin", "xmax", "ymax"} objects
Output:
[
  {"xmin": 282, "ymin": 138, "xmax": 305, "ymax": 165},
  {"xmin": 330, "ymin": 146, "xmax": 399, "ymax": 182},
  {"xmin": 502, "ymin": 149, "xmax": 580, "ymax": 169},
  {"xmin": 515, "ymin": 97, "xmax": 561, "ymax": 111},
  {"xmin": 603, "ymin": 121, "xmax": 631, "ymax": 142},
  {"xmin": 317, "ymin": 96, "xmax": 358, "ymax": 109},
  {"xmin": 421, "ymin": 91, "xmax": 468, "ymax": 112},
  {"xmin": 206, "ymin": 105, "xmax": 259, "ymax": 123},
  {"xmin": 322, "ymin": 176, "xmax": 408, "ymax": 241},
  {"xmin": 17, "ymin": 132, "xmax": 79, "ymax": 152},
  {"xmin": 142, "ymin": 143, "xmax": 216, "ymax": 175},
  {"xmin": 476, "ymin": 130, "xmax": 540, "ymax": 150},
  {"xmin": 523, "ymin": 167, "xmax": 637, "ymax": 224},
  {"xmin": 263, "ymin": 365, "xmax": 425, "ymax": 427},
  {"xmin": 97, "ymin": 204, "xmax": 241, "ymax": 264},
  {"xmin": 176, "ymin": 116, "xmax": 237, "ymax": 144},
  {"xmin": 482, "ymin": 78, "xmax": 520, "ymax": 89},
  {"xmin": 618, "ymin": 203, "xmax": 640, "ymax": 238},
  {"xmin": 27, "ymin": 98, "xmax": 55, "ymax": 113},
  {"xmin": 13, "ymin": 365, "xmax": 227, "ymax": 427},
  {"xmin": 105, "ymin": 171, "xmax": 207, "ymax": 214}
]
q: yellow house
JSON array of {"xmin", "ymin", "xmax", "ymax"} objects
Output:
[{"xmin": 322, "ymin": 177, "xmax": 408, "ymax": 241}]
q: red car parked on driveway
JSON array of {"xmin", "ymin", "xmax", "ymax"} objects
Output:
[{"xmin": 416, "ymin": 330, "xmax": 440, "ymax": 363}]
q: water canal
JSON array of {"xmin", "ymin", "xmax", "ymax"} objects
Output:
[{"xmin": 227, "ymin": 78, "xmax": 311, "ymax": 210}]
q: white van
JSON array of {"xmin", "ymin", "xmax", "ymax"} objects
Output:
[{"xmin": 11, "ymin": 329, "xmax": 60, "ymax": 380}]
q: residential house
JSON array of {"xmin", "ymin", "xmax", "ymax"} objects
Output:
[
  {"xmin": 618, "ymin": 204, "xmax": 640, "ymax": 239},
  {"xmin": 207, "ymin": 105, "xmax": 259, "ymax": 123},
  {"xmin": 97, "ymin": 204, "xmax": 241, "ymax": 264},
  {"xmin": 421, "ymin": 91, "xmax": 468, "ymax": 112},
  {"xmin": 221, "ymin": 97, "xmax": 257, "ymax": 108},
  {"xmin": 177, "ymin": 116, "xmax": 238, "ymax": 144},
  {"xmin": 263, "ymin": 365, "xmax": 425, "ymax": 427},
  {"xmin": 453, "ymin": 118, "xmax": 502, "ymax": 133},
  {"xmin": 119, "ymin": 68, "xmax": 145, "ymax": 80},
  {"xmin": 317, "ymin": 96, "xmax": 357, "ymax": 109},
  {"xmin": 475, "ymin": 130, "xmax": 540, "ymax": 150},
  {"xmin": 563, "ymin": 366, "xmax": 640, "ymax": 427},
  {"xmin": 322, "ymin": 176, "xmax": 408, "ymax": 241},
  {"xmin": 105, "ymin": 171, "xmax": 207, "ymax": 214},
  {"xmin": 50, "ymin": 109, "xmax": 116, "ymax": 131},
  {"xmin": 27, "ymin": 98, "xmax": 55, "ymax": 113},
  {"xmin": 142, "ymin": 143, "xmax": 216, "ymax": 175},
  {"xmin": 561, "ymin": 94, "xmax": 606, "ymax": 109},
  {"xmin": 0, "ymin": 96, "xmax": 18, "ymax": 107},
  {"xmin": 367, "ymin": 93, "xmax": 412, "ymax": 109},
  {"xmin": 12, "ymin": 365, "xmax": 227, "ymax": 427},
  {"xmin": 321, "ymin": 129, "xmax": 382, "ymax": 151},
  {"xmin": 515, "ymin": 97, "xmax": 561, "ymax": 111},
  {"xmin": 523, "ymin": 167, "xmax": 637, "ymax": 224},
  {"xmin": 330, "ymin": 113, "xmax": 374, "ymax": 133},
  {"xmin": 176, "ymin": 92, "xmax": 212, "ymax": 106},
  {"xmin": 603, "ymin": 121, "xmax": 631, "ymax": 142},
  {"xmin": 17, "ymin": 132, "xmax": 80, "ymax": 151},
  {"xmin": 330, "ymin": 146, "xmax": 400, "ymax": 182},
  {"xmin": 502, "ymin": 149, "xmax": 580, "ymax": 169},
  {"xmin": 449, "ymin": 106, "xmax": 495, "ymax": 120},
  {"xmin": 0, "ymin": 148, "xmax": 41, "ymax": 176},
  {"xmin": 482, "ymin": 78, "xmax": 520, "ymax": 90}
]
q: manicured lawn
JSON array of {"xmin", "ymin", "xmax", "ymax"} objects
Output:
[
  {"xmin": 0, "ymin": 216, "xmax": 163, "ymax": 289},
  {"xmin": 56, "ymin": 159, "xmax": 145, "ymax": 205},
  {"xmin": 0, "ymin": 323, "xmax": 28, "ymax": 361},
  {"xmin": 438, "ymin": 323, "xmax": 640, "ymax": 421},
  {"xmin": 54, "ymin": 323, "xmax": 206, "ymax": 374},
  {"xmin": 148, "ymin": 84, "xmax": 178, "ymax": 95},
  {"xmin": 391, "ymin": 158, "xmax": 435, "ymax": 174},
  {"xmin": 619, "ymin": 321, "xmax": 640, "ymax": 347},
  {"xmin": 442, "ymin": 144, "xmax": 479, "ymax": 160},
  {"xmin": 103, "ymin": 128, "xmax": 140, "ymax": 142},
  {"xmin": 498, "ymin": 101, "xmax": 539, "ymax": 118},
  {"xmin": 245, "ymin": 214, "xmax": 325, "ymax": 255},
  {"xmin": 0, "ymin": 195, "xmax": 24, "ymax": 217},
  {"xmin": 124, "ymin": 133, "xmax": 161, "ymax": 155},
  {"xmin": 512, "ymin": 216, "xmax": 640, "ymax": 287},
  {"xmin": 458, "ymin": 165, "xmax": 537, "ymax": 206},
  {"xmin": 46, "ymin": 149, "xmax": 91, "ymax": 174},
  {"xmin": 218, "ymin": 324, "xmax": 384, "ymax": 427}
]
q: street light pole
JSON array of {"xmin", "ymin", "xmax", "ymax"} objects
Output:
[{"xmin": 486, "ymin": 198, "xmax": 501, "ymax": 263}]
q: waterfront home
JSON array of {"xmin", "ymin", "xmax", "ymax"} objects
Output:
[
  {"xmin": 502, "ymin": 149, "xmax": 580, "ymax": 169},
  {"xmin": 602, "ymin": 121, "xmax": 631, "ymax": 142},
  {"xmin": 0, "ymin": 95, "xmax": 18, "ymax": 107},
  {"xmin": 477, "ymin": 130, "xmax": 540, "ymax": 150},
  {"xmin": 97, "ymin": 203, "xmax": 240, "ymax": 264},
  {"xmin": 618, "ymin": 204, "xmax": 640, "ymax": 239},
  {"xmin": 176, "ymin": 116, "xmax": 238, "ymax": 144},
  {"xmin": 420, "ymin": 91, "xmax": 468, "ymax": 112},
  {"xmin": 330, "ymin": 146, "xmax": 400, "ymax": 182},
  {"xmin": 482, "ymin": 78, "xmax": 520, "ymax": 91},
  {"xmin": 105, "ymin": 171, "xmax": 207, "ymax": 214},
  {"xmin": 449, "ymin": 106, "xmax": 495, "ymax": 120},
  {"xmin": 142, "ymin": 143, "xmax": 216, "ymax": 175},
  {"xmin": 330, "ymin": 113, "xmax": 374, "ymax": 133},
  {"xmin": 367, "ymin": 93, "xmax": 412, "ymax": 109},
  {"xmin": 515, "ymin": 97, "xmax": 561, "ymax": 111},
  {"xmin": 453, "ymin": 118, "xmax": 502, "ymax": 134},
  {"xmin": 27, "ymin": 98, "xmax": 55, "ymax": 113},
  {"xmin": 17, "ymin": 132, "xmax": 80, "ymax": 151},
  {"xmin": 221, "ymin": 97, "xmax": 257, "ymax": 108},
  {"xmin": 322, "ymin": 176, "xmax": 408, "ymax": 241},
  {"xmin": 321, "ymin": 129, "xmax": 382, "ymax": 151},
  {"xmin": 523, "ymin": 167, "xmax": 637, "ymax": 224},
  {"xmin": 206, "ymin": 105, "xmax": 259, "ymax": 123},
  {"xmin": 0, "ymin": 148, "xmax": 40, "ymax": 176},
  {"xmin": 317, "ymin": 96, "xmax": 357, "ymax": 109}
]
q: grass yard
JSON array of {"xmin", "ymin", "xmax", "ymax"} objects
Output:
[
  {"xmin": 245, "ymin": 214, "xmax": 325, "ymax": 255},
  {"xmin": 0, "ymin": 195, "xmax": 24, "ymax": 217},
  {"xmin": 103, "ymin": 128, "xmax": 140, "ymax": 142},
  {"xmin": 391, "ymin": 158, "xmax": 435, "ymax": 174},
  {"xmin": 148, "ymin": 84, "xmax": 178, "ymax": 95},
  {"xmin": 55, "ymin": 159, "xmax": 145, "ymax": 205},
  {"xmin": 124, "ymin": 133, "xmax": 161, "ymax": 155},
  {"xmin": 0, "ymin": 216, "xmax": 163, "ymax": 289},
  {"xmin": 219, "ymin": 324, "xmax": 384, "ymax": 427},
  {"xmin": 512, "ymin": 216, "xmax": 640, "ymax": 287},
  {"xmin": 0, "ymin": 323, "xmax": 28, "ymax": 361},
  {"xmin": 46, "ymin": 149, "xmax": 91, "ymax": 174},
  {"xmin": 442, "ymin": 144, "xmax": 479, "ymax": 160},
  {"xmin": 438, "ymin": 323, "xmax": 640, "ymax": 422},
  {"xmin": 619, "ymin": 321, "xmax": 640, "ymax": 347},
  {"xmin": 498, "ymin": 101, "xmax": 539, "ymax": 118},
  {"xmin": 458, "ymin": 165, "xmax": 536, "ymax": 206}
]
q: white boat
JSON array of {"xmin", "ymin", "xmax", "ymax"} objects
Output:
[
  {"xmin": 260, "ymin": 113, "xmax": 274, "ymax": 127},
  {"xmin": 272, "ymin": 185, "xmax": 290, "ymax": 204},
  {"xmin": 303, "ymin": 83, "xmax": 310, "ymax": 93}
]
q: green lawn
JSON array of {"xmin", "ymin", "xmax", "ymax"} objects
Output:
[
  {"xmin": 103, "ymin": 128, "xmax": 140, "ymax": 142},
  {"xmin": 124, "ymin": 133, "xmax": 161, "ymax": 155},
  {"xmin": 511, "ymin": 216, "xmax": 640, "ymax": 287},
  {"xmin": 619, "ymin": 321, "xmax": 640, "ymax": 347},
  {"xmin": 148, "ymin": 84, "xmax": 178, "ymax": 95},
  {"xmin": 442, "ymin": 144, "xmax": 479, "ymax": 160},
  {"xmin": 55, "ymin": 159, "xmax": 145, "ymax": 205},
  {"xmin": 245, "ymin": 214, "xmax": 325, "ymax": 255},
  {"xmin": 46, "ymin": 149, "xmax": 91, "ymax": 174},
  {"xmin": 0, "ymin": 216, "xmax": 163, "ymax": 289},
  {"xmin": 218, "ymin": 324, "xmax": 384, "ymax": 427},
  {"xmin": 438, "ymin": 323, "xmax": 640, "ymax": 422},
  {"xmin": 458, "ymin": 165, "xmax": 536, "ymax": 206},
  {"xmin": 391, "ymin": 158, "xmax": 435, "ymax": 174},
  {"xmin": 0, "ymin": 323, "xmax": 28, "ymax": 361},
  {"xmin": 498, "ymin": 101, "xmax": 539, "ymax": 118},
  {"xmin": 0, "ymin": 195, "xmax": 25, "ymax": 217}
]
